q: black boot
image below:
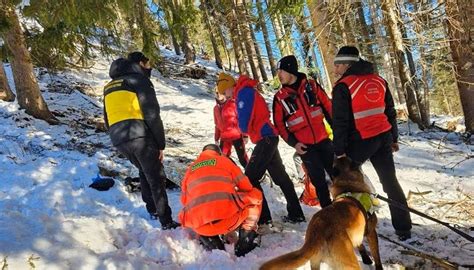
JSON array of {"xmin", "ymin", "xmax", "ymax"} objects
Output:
[
  {"xmin": 235, "ymin": 228, "xmax": 258, "ymax": 257},
  {"xmin": 199, "ymin": 235, "xmax": 225, "ymax": 251},
  {"xmin": 161, "ymin": 220, "xmax": 181, "ymax": 230}
]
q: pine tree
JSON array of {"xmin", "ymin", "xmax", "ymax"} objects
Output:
[{"xmin": 0, "ymin": 2, "xmax": 57, "ymax": 123}]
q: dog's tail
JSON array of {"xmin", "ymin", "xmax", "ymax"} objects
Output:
[{"xmin": 259, "ymin": 235, "xmax": 322, "ymax": 270}]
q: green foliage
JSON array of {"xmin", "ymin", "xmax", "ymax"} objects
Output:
[{"xmin": 20, "ymin": 0, "xmax": 132, "ymax": 69}]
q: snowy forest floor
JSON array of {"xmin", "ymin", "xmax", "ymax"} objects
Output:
[{"xmin": 0, "ymin": 50, "xmax": 473, "ymax": 269}]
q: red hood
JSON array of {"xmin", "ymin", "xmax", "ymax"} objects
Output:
[{"xmin": 233, "ymin": 75, "xmax": 258, "ymax": 98}]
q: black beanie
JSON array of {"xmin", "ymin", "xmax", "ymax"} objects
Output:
[
  {"xmin": 334, "ymin": 46, "xmax": 360, "ymax": 64},
  {"xmin": 127, "ymin": 51, "xmax": 149, "ymax": 64},
  {"xmin": 277, "ymin": 55, "xmax": 299, "ymax": 76}
]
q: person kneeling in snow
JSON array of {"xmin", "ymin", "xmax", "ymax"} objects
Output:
[{"xmin": 179, "ymin": 144, "xmax": 262, "ymax": 257}]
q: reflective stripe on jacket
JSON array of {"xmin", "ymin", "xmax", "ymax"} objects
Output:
[
  {"xmin": 273, "ymin": 77, "xmax": 332, "ymax": 146},
  {"xmin": 339, "ymin": 74, "xmax": 392, "ymax": 139},
  {"xmin": 179, "ymin": 150, "xmax": 261, "ymax": 229}
]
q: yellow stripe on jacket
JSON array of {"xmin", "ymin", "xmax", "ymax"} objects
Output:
[{"xmin": 104, "ymin": 90, "xmax": 144, "ymax": 126}]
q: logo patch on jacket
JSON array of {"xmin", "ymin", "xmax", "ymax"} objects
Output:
[
  {"xmin": 191, "ymin": 159, "xmax": 217, "ymax": 171},
  {"xmin": 238, "ymin": 101, "xmax": 245, "ymax": 109}
]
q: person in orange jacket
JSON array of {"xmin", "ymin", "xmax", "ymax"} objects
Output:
[
  {"xmin": 213, "ymin": 85, "xmax": 249, "ymax": 167},
  {"xmin": 179, "ymin": 144, "xmax": 262, "ymax": 257}
]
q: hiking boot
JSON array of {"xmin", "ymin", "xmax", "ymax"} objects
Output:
[
  {"xmin": 161, "ymin": 220, "xmax": 181, "ymax": 230},
  {"xmin": 395, "ymin": 230, "xmax": 411, "ymax": 241},
  {"xmin": 235, "ymin": 228, "xmax": 259, "ymax": 257},
  {"xmin": 199, "ymin": 235, "xmax": 225, "ymax": 251},
  {"xmin": 282, "ymin": 215, "xmax": 306, "ymax": 224}
]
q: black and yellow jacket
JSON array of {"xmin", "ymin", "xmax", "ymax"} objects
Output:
[{"xmin": 103, "ymin": 58, "xmax": 165, "ymax": 149}]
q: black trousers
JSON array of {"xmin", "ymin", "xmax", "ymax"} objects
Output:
[
  {"xmin": 115, "ymin": 137, "xmax": 173, "ymax": 224},
  {"xmin": 300, "ymin": 139, "xmax": 334, "ymax": 207},
  {"xmin": 219, "ymin": 137, "xmax": 248, "ymax": 168},
  {"xmin": 347, "ymin": 131, "xmax": 412, "ymax": 231},
  {"xmin": 245, "ymin": 136, "xmax": 304, "ymax": 224}
]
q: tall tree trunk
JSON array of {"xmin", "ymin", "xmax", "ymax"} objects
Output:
[
  {"xmin": 181, "ymin": 26, "xmax": 195, "ymax": 64},
  {"xmin": 1, "ymin": 5, "xmax": 56, "ymax": 123},
  {"xmin": 249, "ymin": 21, "xmax": 268, "ymax": 81},
  {"xmin": 307, "ymin": 0, "xmax": 337, "ymax": 87},
  {"xmin": 235, "ymin": 0, "xmax": 261, "ymax": 81},
  {"xmin": 227, "ymin": 10, "xmax": 247, "ymax": 74},
  {"xmin": 280, "ymin": 14, "xmax": 295, "ymax": 55},
  {"xmin": 269, "ymin": 11, "xmax": 287, "ymax": 56},
  {"xmin": 169, "ymin": 28, "xmax": 181, "ymax": 55},
  {"xmin": 355, "ymin": 1, "xmax": 377, "ymax": 70},
  {"xmin": 216, "ymin": 24, "xmax": 232, "ymax": 71},
  {"xmin": 256, "ymin": 0, "xmax": 277, "ymax": 76},
  {"xmin": 368, "ymin": 0, "xmax": 403, "ymax": 104},
  {"xmin": 0, "ymin": 62, "xmax": 15, "ymax": 102},
  {"xmin": 136, "ymin": 0, "xmax": 157, "ymax": 61},
  {"xmin": 445, "ymin": 0, "xmax": 474, "ymax": 133},
  {"xmin": 201, "ymin": 3, "xmax": 223, "ymax": 69},
  {"xmin": 382, "ymin": 0, "xmax": 424, "ymax": 128},
  {"xmin": 296, "ymin": 15, "xmax": 313, "ymax": 68}
]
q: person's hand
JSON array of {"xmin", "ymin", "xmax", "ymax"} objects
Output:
[
  {"xmin": 243, "ymin": 136, "xmax": 249, "ymax": 145},
  {"xmin": 391, "ymin": 143, "xmax": 399, "ymax": 152},
  {"xmin": 295, "ymin": 142, "xmax": 308, "ymax": 155},
  {"xmin": 336, "ymin": 153, "xmax": 347, "ymax": 159},
  {"xmin": 159, "ymin": 150, "xmax": 164, "ymax": 162}
]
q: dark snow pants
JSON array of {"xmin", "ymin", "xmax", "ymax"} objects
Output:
[
  {"xmin": 115, "ymin": 137, "xmax": 173, "ymax": 224},
  {"xmin": 347, "ymin": 131, "xmax": 412, "ymax": 232},
  {"xmin": 245, "ymin": 136, "xmax": 304, "ymax": 224},
  {"xmin": 300, "ymin": 139, "xmax": 334, "ymax": 207}
]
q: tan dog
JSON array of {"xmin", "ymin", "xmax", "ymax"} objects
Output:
[{"xmin": 260, "ymin": 157, "xmax": 382, "ymax": 270}]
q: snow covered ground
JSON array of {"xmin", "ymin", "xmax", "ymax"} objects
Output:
[{"xmin": 0, "ymin": 52, "xmax": 473, "ymax": 269}]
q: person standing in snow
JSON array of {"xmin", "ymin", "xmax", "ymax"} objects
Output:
[
  {"xmin": 213, "ymin": 76, "xmax": 249, "ymax": 167},
  {"xmin": 331, "ymin": 46, "xmax": 412, "ymax": 240},
  {"xmin": 103, "ymin": 52, "xmax": 179, "ymax": 230},
  {"xmin": 218, "ymin": 72, "xmax": 305, "ymax": 227},
  {"xmin": 179, "ymin": 144, "xmax": 262, "ymax": 257},
  {"xmin": 272, "ymin": 55, "xmax": 335, "ymax": 208}
]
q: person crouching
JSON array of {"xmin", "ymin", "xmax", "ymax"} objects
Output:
[{"xmin": 179, "ymin": 144, "xmax": 263, "ymax": 257}]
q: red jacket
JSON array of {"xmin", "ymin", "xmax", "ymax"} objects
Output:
[
  {"xmin": 273, "ymin": 76, "xmax": 332, "ymax": 146},
  {"xmin": 179, "ymin": 150, "xmax": 262, "ymax": 230},
  {"xmin": 338, "ymin": 74, "xmax": 391, "ymax": 139},
  {"xmin": 213, "ymin": 99, "xmax": 242, "ymax": 142},
  {"xmin": 233, "ymin": 75, "xmax": 278, "ymax": 144}
]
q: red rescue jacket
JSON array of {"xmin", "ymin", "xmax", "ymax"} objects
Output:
[
  {"xmin": 233, "ymin": 75, "xmax": 278, "ymax": 143},
  {"xmin": 273, "ymin": 76, "xmax": 332, "ymax": 146},
  {"xmin": 338, "ymin": 74, "xmax": 391, "ymax": 139},
  {"xmin": 213, "ymin": 99, "xmax": 242, "ymax": 142}
]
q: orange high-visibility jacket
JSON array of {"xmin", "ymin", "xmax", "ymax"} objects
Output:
[{"xmin": 179, "ymin": 150, "xmax": 261, "ymax": 230}]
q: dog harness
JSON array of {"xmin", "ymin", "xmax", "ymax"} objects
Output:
[{"xmin": 335, "ymin": 192, "xmax": 377, "ymax": 235}]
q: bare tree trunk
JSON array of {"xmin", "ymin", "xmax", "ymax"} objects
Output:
[
  {"xmin": 296, "ymin": 15, "xmax": 313, "ymax": 68},
  {"xmin": 256, "ymin": 0, "xmax": 277, "ymax": 76},
  {"xmin": 368, "ymin": 0, "xmax": 401, "ymax": 103},
  {"xmin": 1, "ymin": 4, "xmax": 56, "ymax": 123},
  {"xmin": 235, "ymin": 0, "xmax": 261, "ymax": 81},
  {"xmin": 227, "ymin": 10, "xmax": 247, "ymax": 74},
  {"xmin": 355, "ymin": 1, "xmax": 377, "ymax": 70},
  {"xmin": 216, "ymin": 24, "xmax": 232, "ymax": 71},
  {"xmin": 0, "ymin": 62, "xmax": 15, "ymax": 102},
  {"xmin": 249, "ymin": 21, "xmax": 268, "ymax": 81},
  {"xmin": 181, "ymin": 26, "xmax": 195, "ymax": 64},
  {"xmin": 200, "ymin": 3, "xmax": 223, "ymax": 69},
  {"xmin": 169, "ymin": 29, "xmax": 181, "ymax": 55},
  {"xmin": 280, "ymin": 14, "xmax": 295, "ymax": 55},
  {"xmin": 445, "ymin": 0, "xmax": 474, "ymax": 133},
  {"xmin": 382, "ymin": 0, "xmax": 423, "ymax": 128},
  {"xmin": 307, "ymin": 0, "xmax": 337, "ymax": 87},
  {"xmin": 269, "ymin": 10, "xmax": 287, "ymax": 56}
]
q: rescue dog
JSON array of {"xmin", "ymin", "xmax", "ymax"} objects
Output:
[{"xmin": 260, "ymin": 157, "xmax": 382, "ymax": 270}]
